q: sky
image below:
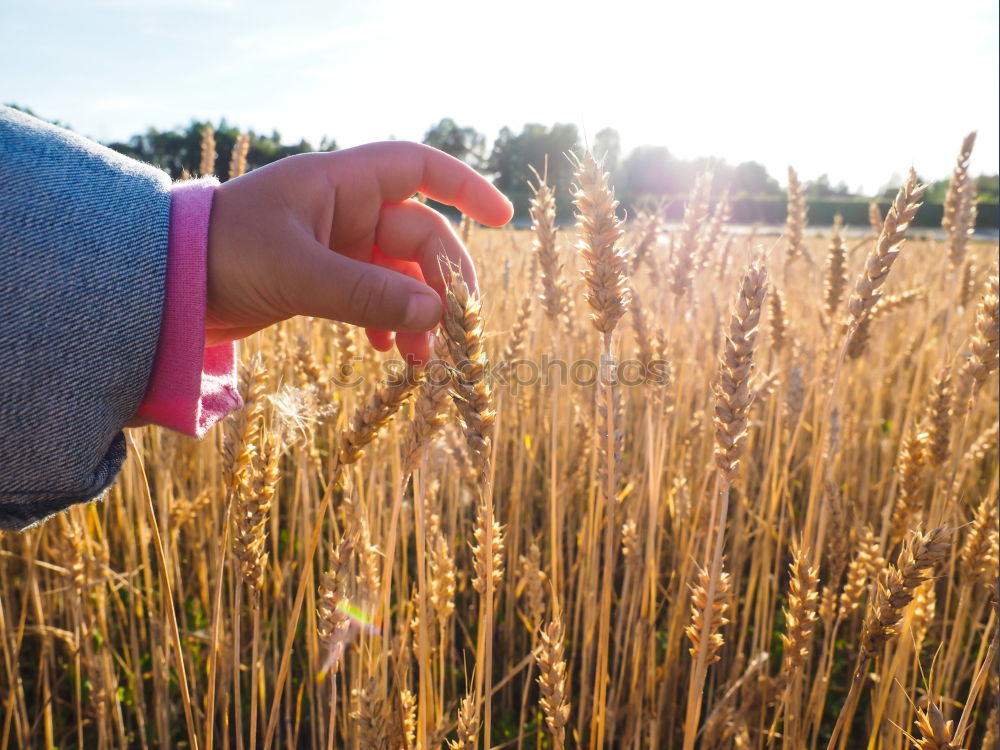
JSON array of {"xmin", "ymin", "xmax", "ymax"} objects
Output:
[{"xmin": 2, "ymin": 0, "xmax": 997, "ymax": 194}]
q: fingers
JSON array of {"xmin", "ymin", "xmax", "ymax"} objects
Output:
[
  {"xmin": 363, "ymin": 329, "xmax": 432, "ymax": 364},
  {"xmin": 394, "ymin": 331, "xmax": 433, "ymax": 364},
  {"xmin": 365, "ymin": 328, "xmax": 394, "ymax": 351},
  {"xmin": 329, "ymin": 142, "xmax": 514, "ymax": 227},
  {"xmin": 374, "ymin": 200, "xmax": 479, "ymax": 298},
  {"xmin": 275, "ymin": 235, "xmax": 442, "ymax": 333},
  {"xmin": 363, "ymin": 248, "xmax": 429, "ymax": 352}
]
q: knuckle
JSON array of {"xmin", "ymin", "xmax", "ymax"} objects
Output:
[{"xmin": 349, "ymin": 269, "xmax": 392, "ymax": 326}]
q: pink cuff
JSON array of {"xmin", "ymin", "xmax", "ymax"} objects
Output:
[{"xmin": 132, "ymin": 177, "xmax": 242, "ymax": 437}]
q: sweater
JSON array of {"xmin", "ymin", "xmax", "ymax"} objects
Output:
[{"xmin": 0, "ymin": 106, "xmax": 239, "ymax": 530}]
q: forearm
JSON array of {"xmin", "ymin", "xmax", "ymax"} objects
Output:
[{"xmin": 0, "ymin": 106, "xmax": 171, "ymax": 529}]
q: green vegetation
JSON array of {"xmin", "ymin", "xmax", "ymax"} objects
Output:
[{"xmin": 7, "ymin": 104, "xmax": 998, "ymax": 227}]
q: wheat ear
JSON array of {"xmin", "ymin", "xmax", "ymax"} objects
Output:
[
  {"xmin": 942, "ymin": 131, "xmax": 976, "ymax": 233},
  {"xmin": 572, "ymin": 150, "xmax": 630, "ymax": 334},
  {"xmin": 868, "ymin": 200, "xmax": 883, "ymax": 236},
  {"xmin": 847, "ymin": 168, "xmax": 926, "ymax": 327},
  {"xmin": 714, "ymin": 254, "xmax": 768, "ymax": 480},
  {"xmin": 956, "ymin": 270, "xmax": 998, "ymax": 409},
  {"xmin": 441, "ymin": 266, "xmax": 494, "ymax": 478},
  {"xmin": 229, "ymin": 132, "xmax": 250, "ymax": 179},
  {"xmin": 684, "ymin": 565, "xmax": 731, "ymax": 665},
  {"xmin": 535, "ymin": 614, "xmax": 570, "ymax": 748},
  {"xmin": 401, "ymin": 352, "xmax": 452, "ymax": 476},
  {"xmin": 959, "ymin": 497, "xmax": 999, "ymax": 586},
  {"xmin": 824, "ymin": 216, "xmax": 847, "ymax": 321},
  {"xmin": 924, "ymin": 367, "xmax": 953, "ymax": 469},
  {"xmin": 529, "ymin": 166, "xmax": 566, "ymax": 322},
  {"xmin": 340, "ymin": 365, "xmax": 423, "ymax": 465},
  {"xmin": 351, "ymin": 678, "xmax": 389, "ymax": 747},
  {"xmin": 911, "ymin": 701, "xmax": 963, "ymax": 750},
  {"xmin": 860, "ymin": 527, "xmax": 951, "ymax": 661},
  {"xmin": 199, "ymin": 125, "xmax": 216, "ymax": 177},
  {"xmin": 670, "ymin": 170, "xmax": 712, "ymax": 297},
  {"xmin": 447, "ymin": 693, "xmax": 479, "ymax": 750},
  {"xmin": 838, "ymin": 526, "xmax": 884, "ymax": 618},
  {"xmin": 781, "ymin": 543, "xmax": 820, "ymax": 674},
  {"xmin": 785, "ymin": 166, "xmax": 807, "ymax": 267}
]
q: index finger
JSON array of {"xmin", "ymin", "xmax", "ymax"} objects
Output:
[{"xmin": 335, "ymin": 142, "xmax": 514, "ymax": 227}]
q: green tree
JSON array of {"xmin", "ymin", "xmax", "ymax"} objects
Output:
[
  {"xmin": 975, "ymin": 174, "xmax": 999, "ymax": 202},
  {"xmin": 422, "ymin": 118, "xmax": 486, "ymax": 168},
  {"xmin": 487, "ymin": 123, "xmax": 581, "ymax": 219},
  {"xmin": 731, "ymin": 161, "xmax": 780, "ymax": 197},
  {"xmin": 3, "ymin": 103, "xmax": 73, "ymax": 130},
  {"xmin": 618, "ymin": 145, "xmax": 675, "ymax": 208},
  {"xmin": 106, "ymin": 120, "xmax": 336, "ymax": 180},
  {"xmin": 805, "ymin": 173, "xmax": 834, "ymax": 198}
]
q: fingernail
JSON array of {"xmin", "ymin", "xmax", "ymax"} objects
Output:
[{"xmin": 404, "ymin": 293, "xmax": 440, "ymax": 329}]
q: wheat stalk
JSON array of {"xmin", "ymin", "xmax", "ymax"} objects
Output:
[
  {"xmin": 684, "ymin": 253, "xmax": 767, "ymax": 750},
  {"xmin": 713, "ymin": 254, "xmax": 768, "ymax": 481},
  {"xmin": 440, "ymin": 262, "xmax": 500, "ymax": 743},
  {"xmin": 670, "ymin": 171, "xmax": 712, "ymax": 297},
  {"xmin": 351, "ymin": 678, "xmax": 389, "ymax": 747},
  {"xmin": 571, "ymin": 149, "xmax": 631, "ymax": 747},
  {"xmin": 786, "ymin": 166, "xmax": 807, "ymax": 268},
  {"xmin": 847, "ymin": 169, "xmax": 926, "ymax": 328},
  {"xmin": 778, "ymin": 543, "xmax": 820, "ymax": 747},
  {"xmin": 263, "ymin": 364, "xmax": 421, "ymax": 750},
  {"xmin": 317, "ymin": 536, "xmax": 355, "ymax": 676},
  {"xmin": 828, "ymin": 528, "xmax": 953, "ymax": 749}
]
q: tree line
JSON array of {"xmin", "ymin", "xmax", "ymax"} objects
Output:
[{"xmin": 7, "ymin": 105, "xmax": 998, "ymax": 227}]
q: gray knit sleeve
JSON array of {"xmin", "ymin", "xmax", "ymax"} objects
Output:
[{"xmin": 0, "ymin": 106, "xmax": 172, "ymax": 530}]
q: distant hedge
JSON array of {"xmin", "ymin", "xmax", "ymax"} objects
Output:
[{"xmin": 652, "ymin": 197, "xmax": 998, "ymax": 229}]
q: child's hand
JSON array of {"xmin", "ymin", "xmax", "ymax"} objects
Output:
[{"xmin": 205, "ymin": 141, "xmax": 513, "ymax": 363}]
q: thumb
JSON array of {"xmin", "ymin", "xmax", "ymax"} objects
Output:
[{"xmin": 277, "ymin": 240, "xmax": 442, "ymax": 332}]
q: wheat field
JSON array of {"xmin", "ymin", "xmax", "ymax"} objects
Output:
[{"xmin": 0, "ymin": 138, "xmax": 997, "ymax": 750}]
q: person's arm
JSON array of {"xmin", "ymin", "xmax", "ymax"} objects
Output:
[
  {"xmin": 0, "ymin": 105, "xmax": 171, "ymax": 530},
  {"xmin": 0, "ymin": 107, "xmax": 513, "ymax": 531}
]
